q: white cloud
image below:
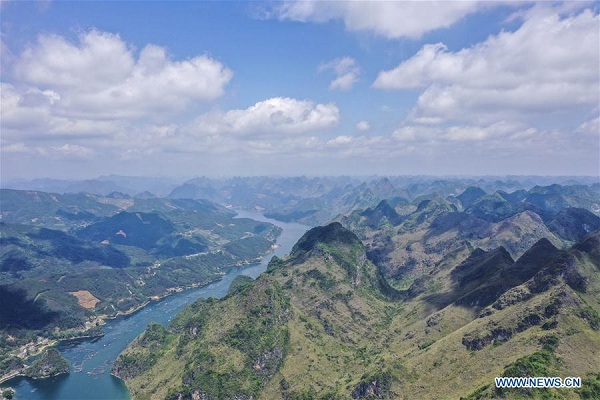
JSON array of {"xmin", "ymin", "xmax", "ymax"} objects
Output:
[
  {"xmin": 16, "ymin": 31, "xmax": 134, "ymax": 89},
  {"xmin": 271, "ymin": 0, "xmax": 490, "ymax": 39},
  {"xmin": 356, "ymin": 121, "xmax": 370, "ymax": 131},
  {"xmin": 0, "ymin": 82, "xmax": 127, "ymax": 140},
  {"xmin": 392, "ymin": 121, "xmax": 538, "ymax": 143},
  {"xmin": 374, "ymin": 8, "xmax": 599, "ymax": 126},
  {"xmin": 374, "ymin": 43, "xmax": 449, "ymax": 89},
  {"xmin": 319, "ymin": 57, "xmax": 359, "ymax": 90},
  {"xmin": 327, "ymin": 135, "xmax": 353, "ymax": 146},
  {"xmin": 50, "ymin": 143, "xmax": 93, "ymax": 158},
  {"xmin": 1, "ymin": 83, "xmax": 51, "ymax": 131},
  {"xmin": 190, "ymin": 97, "xmax": 339, "ymax": 137},
  {"xmin": 11, "ymin": 30, "xmax": 233, "ymax": 120},
  {"xmin": 1, "ymin": 142, "xmax": 35, "ymax": 155},
  {"xmin": 1, "ymin": 141, "xmax": 92, "ymax": 158},
  {"xmin": 575, "ymin": 117, "xmax": 600, "ymax": 136},
  {"xmin": 373, "ymin": 5, "xmax": 599, "ymax": 175},
  {"xmin": 445, "ymin": 126, "xmax": 490, "ymax": 142},
  {"xmin": 1, "ymin": 30, "xmax": 235, "ymax": 167}
]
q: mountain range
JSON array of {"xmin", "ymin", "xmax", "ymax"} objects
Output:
[
  {"xmin": 112, "ymin": 180, "xmax": 600, "ymax": 399},
  {"xmin": 4, "ymin": 176, "xmax": 599, "ymax": 226}
]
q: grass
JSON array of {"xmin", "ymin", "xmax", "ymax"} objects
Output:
[{"xmin": 117, "ymin": 219, "xmax": 600, "ymax": 399}]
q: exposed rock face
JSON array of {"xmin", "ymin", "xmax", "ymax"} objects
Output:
[
  {"xmin": 352, "ymin": 372, "xmax": 392, "ymax": 399},
  {"xmin": 253, "ymin": 347, "xmax": 283, "ymax": 377},
  {"xmin": 463, "ymin": 293, "xmax": 571, "ymax": 351}
]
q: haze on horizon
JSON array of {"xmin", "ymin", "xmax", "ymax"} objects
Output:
[{"xmin": 1, "ymin": 1, "xmax": 599, "ymax": 181}]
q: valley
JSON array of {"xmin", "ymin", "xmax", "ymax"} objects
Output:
[
  {"xmin": 1, "ymin": 176, "xmax": 599, "ymax": 399},
  {"xmin": 0, "ymin": 191, "xmax": 282, "ymax": 383},
  {"xmin": 104, "ymin": 176, "xmax": 598, "ymax": 399},
  {"xmin": 0, "ymin": 210, "xmax": 309, "ymax": 399}
]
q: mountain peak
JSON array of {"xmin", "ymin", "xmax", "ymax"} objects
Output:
[
  {"xmin": 457, "ymin": 186, "xmax": 486, "ymax": 209},
  {"xmin": 514, "ymin": 237, "xmax": 560, "ymax": 267},
  {"xmin": 290, "ymin": 222, "xmax": 362, "ymax": 259},
  {"xmin": 134, "ymin": 191, "xmax": 157, "ymax": 199},
  {"xmin": 289, "ymin": 222, "xmax": 367, "ymax": 286},
  {"xmin": 360, "ymin": 200, "xmax": 401, "ymax": 226}
]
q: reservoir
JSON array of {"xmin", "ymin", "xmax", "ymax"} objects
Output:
[{"xmin": 6, "ymin": 211, "xmax": 309, "ymax": 400}]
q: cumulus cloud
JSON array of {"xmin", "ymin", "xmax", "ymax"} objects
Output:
[
  {"xmin": 1, "ymin": 83, "xmax": 50, "ymax": 132},
  {"xmin": 319, "ymin": 57, "xmax": 359, "ymax": 90},
  {"xmin": 190, "ymin": 97, "xmax": 339, "ymax": 137},
  {"xmin": 1, "ymin": 30, "xmax": 235, "ymax": 156},
  {"xmin": 355, "ymin": 121, "xmax": 370, "ymax": 131},
  {"xmin": 16, "ymin": 31, "xmax": 135, "ymax": 89},
  {"xmin": 368, "ymin": 5, "xmax": 599, "ymax": 176},
  {"xmin": 374, "ymin": 7, "xmax": 599, "ymax": 126},
  {"xmin": 11, "ymin": 30, "xmax": 233, "ymax": 120},
  {"xmin": 270, "ymin": 0, "xmax": 489, "ymax": 39},
  {"xmin": 0, "ymin": 82, "xmax": 127, "ymax": 141},
  {"xmin": 1, "ymin": 29, "xmax": 236, "ymax": 176}
]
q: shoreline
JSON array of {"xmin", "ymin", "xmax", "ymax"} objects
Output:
[
  {"xmin": 0, "ymin": 278, "xmax": 223, "ymax": 386},
  {"xmin": 1, "ymin": 240, "xmax": 279, "ymax": 388},
  {"xmin": 99, "ymin": 275, "xmax": 226, "ymax": 321},
  {"xmin": 3, "ymin": 213, "xmax": 304, "ymax": 398},
  {"xmin": 0, "ymin": 371, "xmax": 24, "ymax": 385},
  {"xmin": 0, "ymin": 332, "xmax": 106, "ymax": 385},
  {"xmin": 97, "ymin": 256, "xmax": 267, "ymax": 322}
]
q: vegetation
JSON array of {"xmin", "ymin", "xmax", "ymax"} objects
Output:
[
  {"xmin": 164, "ymin": 177, "xmax": 599, "ymax": 226},
  {"xmin": 25, "ymin": 348, "xmax": 70, "ymax": 379},
  {"xmin": 115, "ymin": 277, "xmax": 291, "ymax": 399},
  {"xmin": 3, "ymin": 181, "xmax": 600, "ymax": 397},
  {"xmin": 227, "ymin": 275, "xmax": 254, "ymax": 294},
  {"xmin": 112, "ymin": 323, "xmax": 170, "ymax": 380},
  {"xmin": 1, "ymin": 388, "xmax": 15, "ymax": 400},
  {"xmin": 116, "ymin": 182, "xmax": 600, "ymax": 399},
  {"xmin": 0, "ymin": 189, "xmax": 282, "ymax": 377},
  {"xmin": 576, "ymin": 372, "xmax": 600, "ymax": 399}
]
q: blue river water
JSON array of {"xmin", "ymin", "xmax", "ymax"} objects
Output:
[{"xmin": 6, "ymin": 211, "xmax": 309, "ymax": 400}]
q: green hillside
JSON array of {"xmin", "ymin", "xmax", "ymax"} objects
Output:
[
  {"xmin": 0, "ymin": 190, "xmax": 282, "ymax": 379},
  {"xmin": 114, "ymin": 222, "xmax": 600, "ymax": 399}
]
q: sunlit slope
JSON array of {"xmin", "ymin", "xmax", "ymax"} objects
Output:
[{"xmin": 115, "ymin": 222, "xmax": 600, "ymax": 399}]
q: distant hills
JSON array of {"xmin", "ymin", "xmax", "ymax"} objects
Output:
[
  {"xmin": 3, "ymin": 175, "xmax": 180, "ymax": 198},
  {"xmin": 164, "ymin": 176, "xmax": 599, "ymax": 226},
  {"xmin": 4, "ymin": 175, "xmax": 599, "ymax": 226}
]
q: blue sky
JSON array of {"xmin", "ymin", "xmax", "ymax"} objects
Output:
[{"xmin": 1, "ymin": 1, "xmax": 599, "ymax": 180}]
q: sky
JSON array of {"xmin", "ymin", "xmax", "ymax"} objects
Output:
[{"xmin": 1, "ymin": 1, "xmax": 599, "ymax": 180}]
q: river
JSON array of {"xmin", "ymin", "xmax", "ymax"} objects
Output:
[{"xmin": 6, "ymin": 211, "xmax": 309, "ymax": 400}]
